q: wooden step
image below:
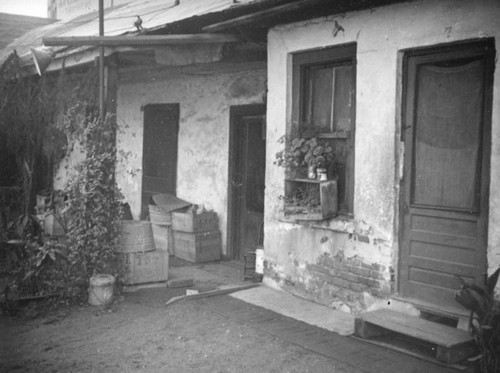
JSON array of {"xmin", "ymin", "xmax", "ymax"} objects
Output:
[{"xmin": 354, "ymin": 309, "xmax": 477, "ymax": 364}]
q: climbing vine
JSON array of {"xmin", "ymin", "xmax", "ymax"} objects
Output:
[
  {"xmin": 0, "ymin": 54, "xmax": 99, "ymax": 218},
  {"xmin": 0, "ymin": 54, "xmax": 124, "ymax": 302},
  {"xmin": 64, "ymin": 109, "xmax": 125, "ymax": 294}
]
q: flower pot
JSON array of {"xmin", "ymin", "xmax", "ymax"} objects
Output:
[
  {"xmin": 307, "ymin": 166, "xmax": 316, "ymax": 179},
  {"xmin": 317, "ymin": 168, "xmax": 327, "ymax": 180}
]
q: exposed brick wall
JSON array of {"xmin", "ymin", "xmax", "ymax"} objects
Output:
[
  {"xmin": 310, "ymin": 252, "xmax": 391, "ymax": 298},
  {"xmin": 263, "ymin": 251, "xmax": 393, "ymax": 313}
]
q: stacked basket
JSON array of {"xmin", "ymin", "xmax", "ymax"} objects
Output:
[
  {"xmin": 118, "ymin": 220, "xmax": 168, "ymax": 285},
  {"xmin": 148, "ymin": 203, "xmax": 174, "ymax": 255},
  {"xmin": 148, "ymin": 193, "xmax": 192, "ymax": 257}
]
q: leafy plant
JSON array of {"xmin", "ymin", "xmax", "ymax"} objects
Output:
[
  {"xmin": 7, "ymin": 214, "xmax": 43, "ymax": 240},
  {"xmin": 455, "ymin": 268, "xmax": 500, "ymax": 373},
  {"xmin": 280, "ymin": 187, "xmax": 320, "ymax": 208},
  {"xmin": 64, "ymin": 109, "xmax": 125, "ymax": 298},
  {"xmin": 0, "ymin": 59, "xmax": 114, "ymax": 304},
  {"xmin": 274, "ymin": 135, "xmax": 334, "ymax": 171},
  {"xmin": 0, "ymin": 57, "xmax": 99, "ymax": 223},
  {"xmin": 4, "ymin": 238, "xmax": 68, "ymax": 302},
  {"xmin": 22, "ymin": 239, "xmax": 68, "ymax": 294}
]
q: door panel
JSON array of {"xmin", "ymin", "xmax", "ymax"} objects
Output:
[
  {"xmin": 142, "ymin": 104, "xmax": 179, "ymax": 218},
  {"xmin": 239, "ymin": 116, "xmax": 266, "ymax": 257},
  {"xmin": 412, "ymin": 61, "xmax": 482, "ymax": 211},
  {"xmin": 399, "ymin": 41, "xmax": 494, "ymax": 311},
  {"xmin": 228, "ymin": 105, "xmax": 266, "ymax": 259}
]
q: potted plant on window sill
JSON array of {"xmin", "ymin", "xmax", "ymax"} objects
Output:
[
  {"xmin": 274, "ymin": 135, "xmax": 335, "ymax": 178},
  {"xmin": 274, "ymin": 134, "xmax": 338, "ymax": 220}
]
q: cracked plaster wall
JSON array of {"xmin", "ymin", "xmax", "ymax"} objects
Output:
[
  {"xmin": 115, "ymin": 63, "xmax": 266, "ymax": 255},
  {"xmin": 265, "ymin": 0, "xmax": 500, "ymax": 308}
]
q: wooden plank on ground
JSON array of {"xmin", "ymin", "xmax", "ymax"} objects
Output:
[
  {"xmin": 356, "ymin": 309, "xmax": 472, "ymax": 346},
  {"xmin": 354, "ymin": 308, "xmax": 476, "ymax": 363}
]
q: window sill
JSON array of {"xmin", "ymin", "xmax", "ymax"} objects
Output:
[{"xmin": 277, "ymin": 212, "xmax": 355, "ymax": 234}]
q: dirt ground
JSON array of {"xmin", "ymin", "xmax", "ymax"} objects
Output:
[{"xmin": 0, "ymin": 286, "xmax": 357, "ymax": 373}]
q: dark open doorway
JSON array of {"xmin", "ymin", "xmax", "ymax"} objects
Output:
[
  {"xmin": 227, "ymin": 105, "xmax": 266, "ymax": 260},
  {"xmin": 141, "ymin": 103, "xmax": 179, "ymax": 218}
]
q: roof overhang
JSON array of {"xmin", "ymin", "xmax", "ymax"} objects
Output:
[
  {"xmin": 42, "ymin": 33, "xmax": 240, "ymax": 47},
  {"xmin": 203, "ymin": 0, "xmax": 411, "ymax": 32},
  {"xmin": 1, "ymin": 0, "xmax": 412, "ymax": 76}
]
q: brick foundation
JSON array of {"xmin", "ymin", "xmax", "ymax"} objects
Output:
[{"xmin": 264, "ymin": 251, "xmax": 392, "ymax": 313}]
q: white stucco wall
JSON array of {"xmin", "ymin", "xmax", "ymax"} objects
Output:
[
  {"xmin": 53, "ymin": 140, "xmax": 85, "ymax": 191},
  {"xmin": 115, "ymin": 62, "xmax": 266, "ymax": 255},
  {"xmin": 265, "ymin": 0, "xmax": 500, "ymax": 297}
]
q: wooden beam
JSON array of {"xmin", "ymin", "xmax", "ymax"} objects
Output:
[{"xmin": 43, "ymin": 34, "xmax": 240, "ymax": 47}]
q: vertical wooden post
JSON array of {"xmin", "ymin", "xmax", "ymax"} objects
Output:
[{"xmin": 99, "ymin": 0, "xmax": 105, "ymax": 119}]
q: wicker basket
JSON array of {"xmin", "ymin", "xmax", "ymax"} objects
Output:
[
  {"xmin": 149, "ymin": 204, "xmax": 172, "ymax": 225},
  {"xmin": 88, "ymin": 274, "xmax": 115, "ymax": 306},
  {"xmin": 118, "ymin": 220, "xmax": 156, "ymax": 253}
]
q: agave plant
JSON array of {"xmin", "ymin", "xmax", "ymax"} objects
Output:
[{"xmin": 455, "ymin": 267, "xmax": 500, "ymax": 373}]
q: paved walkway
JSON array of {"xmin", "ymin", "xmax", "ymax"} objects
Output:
[
  {"xmin": 162, "ymin": 261, "xmax": 462, "ymax": 373},
  {"xmin": 231, "ymin": 286, "xmax": 354, "ymax": 336},
  {"xmin": 196, "ymin": 294, "xmax": 458, "ymax": 373}
]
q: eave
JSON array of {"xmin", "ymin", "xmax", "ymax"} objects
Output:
[{"xmin": 42, "ymin": 33, "xmax": 240, "ymax": 47}]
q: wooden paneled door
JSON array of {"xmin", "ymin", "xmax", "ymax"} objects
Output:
[
  {"xmin": 399, "ymin": 40, "xmax": 494, "ymax": 313},
  {"xmin": 228, "ymin": 105, "xmax": 266, "ymax": 260},
  {"xmin": 141, "ymin": 104, "xmax": 179, "ymax": 218}
]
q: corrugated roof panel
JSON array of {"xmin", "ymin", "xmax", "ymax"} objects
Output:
[
  {"xmin": 0, "ymin": 13, "xmax": 55, "ymax": 49},
  {"xmin": 61, "ymin": 0, "xmax": 252, "ymax": 37},
  {"xmin": 0, "ymin": 0, "xmax": 258, "ymax": 62}
]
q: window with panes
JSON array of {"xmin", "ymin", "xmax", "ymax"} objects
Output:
[{"xmin": 291, "ymin": 43, "xmax": 356, "ymax": 214}]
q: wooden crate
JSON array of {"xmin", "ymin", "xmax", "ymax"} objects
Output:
[
  {"xmin": 173, "ymin": 230, "xmax": 221, "ymax": 263},
  {"xmin": 284, "ymin": 178, "xmax": 338, "ymax": 220},
  {"xmin": 172, "ymin": 211, "xmax": 218, "ymax": 232},
  {"xmin": 43, "ymin": 212, "xmax": 65, "ymax": 236},
  {"xmin": 151, "ymin": 223, "xmax": 174, "ymax": 255},
  {"xmin": 120, "ymin": 250, "xmax": 169, "ymax": 285}
]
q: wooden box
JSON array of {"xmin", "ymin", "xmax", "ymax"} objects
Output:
[
  {"xmin": 151, "ymin": 223, "xmax": 174, "ymax": 255},
  {"xmin": 284, "ymin": 178, "xmax": 338, "ymax": 220},
  {"xmin": 43, "ymin": 212, "xmax": 66, "ymax": 236},
  {"xmin": 173, "ymin": 230, "xmax": 221, "ymax": 263},
  {"xmin": 120, "ymin": 250, "xmax": 169, "ymax": 285},
  {"xmin": 172, "ymin": 211, "xmax": 218, "ymax": 233}
]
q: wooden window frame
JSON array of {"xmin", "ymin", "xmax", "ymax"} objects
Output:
[{"xmin": 291, "ymin": 43, "xmax": 356, "ymax": 215}]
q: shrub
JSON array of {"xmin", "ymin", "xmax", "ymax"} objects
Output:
[
  {"xmin": 64, "ymin": 110, "xmax": 125, "ymax": 299},
  {"xmin": 455, "ymin": 268, "xmax": 500, "ymax": 373}
]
